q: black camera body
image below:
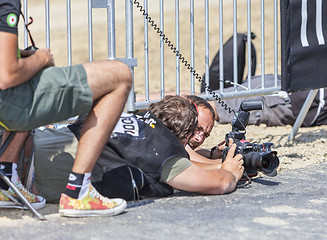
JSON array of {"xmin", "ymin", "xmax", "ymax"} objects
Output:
[
  {"xmin": 222, "ymin": 100, "xmax": 279, "ymax": 177},
  {"xmin": 24, "ymin": 45, "xmax": 38, "ymax": 51}
]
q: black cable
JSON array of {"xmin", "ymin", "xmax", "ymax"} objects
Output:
[{"xmin": 132, "ymin": 0, "xmax": 235, "ymax": 115}]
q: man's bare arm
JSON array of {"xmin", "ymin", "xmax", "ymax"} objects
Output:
[
  {"xmin": 190, "ymin": 160, "xmax": 221, "ymax": 169},
  {"xmin": 186, "ymin": 146, "xmax": 222, "ymax": 166},
  {"xmin": 168, "ymin": 144, "xmax": 244, "ymax": 195},
  {"xmin": 168, "ymin": 164, "xmax": 238, "ymax": 194},
  {"xmin": 0, "ymin": 31, "xmax": 54, "ymax": 90}
]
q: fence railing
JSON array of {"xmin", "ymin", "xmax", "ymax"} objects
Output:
[{"xmin": 22, "ymin": 0, "xmax": 281, "ymax": 113}]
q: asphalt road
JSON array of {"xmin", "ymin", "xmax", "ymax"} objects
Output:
[{"xmin": 1, "ymin": 161, "xmax": 327, "ymax": 240}]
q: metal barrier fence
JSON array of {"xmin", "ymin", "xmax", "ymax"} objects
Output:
[
  {"xmin": 131, "ymin": 0, "xmax": 282, "ymax": 112},
  {"xmin": 21, "ymin": 0, "xmax": 282, "ymax": 113}
]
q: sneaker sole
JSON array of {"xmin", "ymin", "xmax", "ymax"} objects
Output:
[
  {"xmin": 0, "ymin": 201, "xmax": 26, "ymax": 209},
  {"xmin": 59, "ymin": 199, "xmax": 127, "ymax": 218},
  {"xmin": 0, "ymin": 200, "xmax": 46, "ymax": 210}
]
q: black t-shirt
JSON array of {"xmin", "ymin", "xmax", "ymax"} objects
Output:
[
  {"xmin": 68, "ymin": 111, "xmax": 189, "ymax": 199},
  {"xmin": 68, "ymin": 111, "xmax": 189, "ymax": 180},
  {"xmin": 0, "ymin": 0, "xmax": 21, "ymax": 34}
]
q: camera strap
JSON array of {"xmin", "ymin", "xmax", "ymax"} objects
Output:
[
  {"xmin": 237, "ymin": 172, "xmax": 252, "ymax": 188},
  {"xmin": 20, "ymin": 10, "xmax": 36, "ymax": 48}
]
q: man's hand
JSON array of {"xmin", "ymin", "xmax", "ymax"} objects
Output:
[
  {"xmin": 33, "ymin": 48, "xmax": 55, "ymax": 68},
  {"xmin": 20, "ymin": 48, "xmax": 55, "ymax": 68},
  {"xmin": 0, "ymin": 31, "xmax": 56, "ymax": 89},
  {"xmin": 221, "ymin": 143, "xmax": 244, "ymax": 181},
  {"xmin": 210, "ymin": 138, "xmax": 234, "ymax": 159}
]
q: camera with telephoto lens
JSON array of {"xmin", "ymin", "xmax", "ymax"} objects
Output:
[{"xmin": 221, "ymin": 100, "xmax": 280, "ymax": 177}]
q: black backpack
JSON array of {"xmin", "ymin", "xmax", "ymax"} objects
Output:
[{"xmin": 201, "ymin": 32, "xmax": 257, "ymax": 92}]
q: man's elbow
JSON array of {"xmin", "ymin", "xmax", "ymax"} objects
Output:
[
  {"xmin": 206, "ymin": 178, "xmax": 237, "ymax": 195},
  {"xmin": 0, "ymin": 74, "xmax": 16, "ymax": 90},
  {"xmin": 0, "ymin": 80, "xmax": 10, "ymax": 90}
]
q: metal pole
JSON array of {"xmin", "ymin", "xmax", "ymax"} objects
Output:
[
  {"xmin": 175, "ymin": 0, "xmax": 180, "ymax": 95},
  {"xmin": 160, "ymin": 0, "xmax": 165, "ymax": 98},
  {"xmin": 108, "ymin": 0, "xmax": 116, "ymax": 59},
  {"xmin": 218, "ymin": 0, "xmax": 223, "ymax": 91},
  {"xmin": 190, "ymin": 0, "xmax": 195, "ymax": 94},
  {"xmin": 45, "ymin": 0, "xmax": 50, "ymax": 48},
  {"xmin": 67, "ymin": 0, "xmax": 72, "ymax": 66},
  {"xmin": 274, "ymin": 0, "xmax": 278, "ymax": 85},
  {"xmin": 247, "ymin": 0, "xmax": 252, "ymax": 89},
  {"xmin": 233, "ymin": 0, "xmax": 238, "ymax": 89},
  {"xmin": 126, "ymin": 0, "xmax": 135, "ymax": 112},
  {"xmin": 261, "ymin": 0, "xmax": 265, "ymax": 86},
  {"xmin": 23, "ymin": 0, "xmax": 28, "ymax": 48},
  {"xmin": 144, "ymin": 0, "xmax": 149, "ymax": 101},
  {"xmin": 205, "ymin": 0, "xmax": 210, "ymax": 92},
  {"xmin": 88, "ymin": 0, "xmax": 93, "ymax": 62},
  {"xmin": 288, "ymin": 89, "xmax": 319, "ymax": 142}
]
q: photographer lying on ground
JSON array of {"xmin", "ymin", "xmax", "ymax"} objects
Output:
[
  {"xmin": 24, "ymin": 95, "xmax": 243, "ymax": 203},
  {"xmin": 160, "ymin": 95, "xmax": 279, "ymax": 178}
]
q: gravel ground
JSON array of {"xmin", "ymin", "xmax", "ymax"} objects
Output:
[{"xmin": 1, "ymin": 124, "xmax": 327, "ymax": 240}]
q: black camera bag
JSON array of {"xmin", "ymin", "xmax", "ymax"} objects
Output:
[{"xmin": 201, "ymin": 32, "xmax": 257, "ymax": 92}]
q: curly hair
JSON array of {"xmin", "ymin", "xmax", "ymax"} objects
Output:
[{"xmin": 149, "ymin": 95, "xmax": 198, "ymax": 145}]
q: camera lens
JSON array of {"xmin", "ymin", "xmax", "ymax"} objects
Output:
[
  {"xmin": 243, "ymin": 151, "xmax": 279, "ymax": 177},
  {"xmin": 262, "ymin": 157, "xmax": 270, "ymax": 169}
]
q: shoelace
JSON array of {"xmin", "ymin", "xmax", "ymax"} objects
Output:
[
  {"xmin": 11, "ymin": 181, "xmax": 37, "ymax": 199},
  {"xmin": 1, "ymin": 189, "xmax": 24, "ymax": 206},
  {"xmin": 89, "ymin": 186, "xmax": 112, "ymax": 204}
]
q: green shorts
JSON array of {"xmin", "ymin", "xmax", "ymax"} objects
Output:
[{"xmin": 0, "ymin": 65, "xmax": 93, "ymax": 131}]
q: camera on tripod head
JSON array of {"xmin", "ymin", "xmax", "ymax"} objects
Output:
[{"xmin": 221, "ymin": 100, "xmax": 280, "ymax": 177}]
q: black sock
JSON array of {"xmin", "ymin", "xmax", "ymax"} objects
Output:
[
  {"xmin": 64, "ymin": 172, "xmax": 90, "ymax": 199},
  {"xmin": 0, "ymin": 162, "xmax": 12, "ymax": 190}
]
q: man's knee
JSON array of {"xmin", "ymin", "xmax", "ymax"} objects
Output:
[
  {"xmin": 97, "ymin": 60, "xmax": 132, "ymax": 86},
  {"xmin": 113, "ymin": 60, "xmax": 132, "ymax": 90},
  {"xmin": 83, "ymin": 60, "xmax": 132, "ymax": 98}
]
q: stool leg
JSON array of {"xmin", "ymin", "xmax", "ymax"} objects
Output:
[{"xmin": 0, "ymin": 131, "xmax": 46, "ymax": 220}]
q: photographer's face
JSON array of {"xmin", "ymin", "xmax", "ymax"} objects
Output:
[{"xmin": 188, "ymin": 107, "xmax": 214, "ymax": 150}]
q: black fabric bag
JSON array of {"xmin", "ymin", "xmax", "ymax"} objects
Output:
[
  {"xmin": 289, "ymin": 89, "xmax": 327, "ymax": 127},
  {"xmin": 201, "ymin": 32, "xmax": 257, "ymax": 92},
  {"xmin": 92, "ymin": 165, "xmax": 173, "ymax": 201},
  {"xmin": 92, "ymin": 165, "xmax": 144, "ymax": 201},
  {"xmin": 281, "ymin": 0, "xmax": 327, "ymax": 92}
]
